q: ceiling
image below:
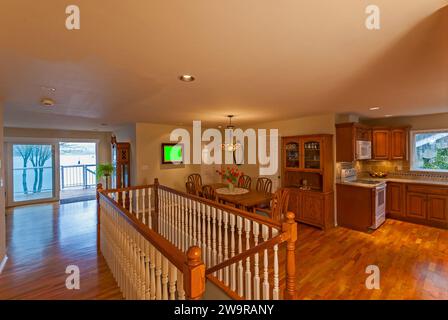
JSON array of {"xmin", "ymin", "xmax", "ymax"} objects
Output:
[{"xmin": 0, "ymin": 0, "xmax": 447, "ymax": 131}]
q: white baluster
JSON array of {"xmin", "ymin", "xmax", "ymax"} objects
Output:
[
  {"xmin": 142, "ymin": 188, "xmax": 146, "ymax": 225},
  {"xmin": 253, "ymin": 222, "xmax": 261, "ymax": 300},
  {"xmin": 188, "ymin": 198, "xmax": 193, "ymax": 247},
  {"xmin": 148, "ymin": 187, "xmax": 152, "ymax": 228},
  {"xmin": 149, "ymin": 244, "xmax": 156, "ymax": 300},
  {"xmin": 144, "ymin": 240, "xmax": 151, "ymax": 299},
  {"xmin": 162, "ymin": 256, "xmax": 169, "ymax": 300},
  {"xmin": 168, "ymin": 263, "xmax": 177, "ymax": 300},
  {"xmin": 177, "ymin": 271, "xmax": 185, "ymax": 300},
  {"xmin": 262, "ymin": 225, "xmax": 270, "ymax": 300},
  {"xmin": 223, "ymin": 211, "xmax": 229, "ymax": 285},
  {"xmin": 202, "ymin": 203, "xmax": 207, "ymax": 266},
  {"xmin": 207, "ymin": 205, "xmax": 212, "ymax": 267},
  {"xmin": 129, "ymin": 189, "xmax": 133, "ymax": 214},
  {"xmin": 217, "ymin": 209, "xmax": 223, "ymax": 280},
  {"xmin": 121, "ymin": 191, "xmax": 126, "ymax": 208},
  {"xmin": 212, "ymin": 207, "xmax": 217, "ymax": 268},
  {"xmin": 135, "ymin": 189, "xmax": 140, "ymax": 220},
  {"xmin": 245, "ymin": 218, "xmax": 252, "ymax": 300},
  {"xmin": 272, "ymin": 228, "xmax": 279, "ymax": 300},
  {"xmin": 155, "ymin": 250, "xmax": 162, "ymax": 300},
  {"xmin": 230, "ymin": 213, "xmax": 236, "ymax": 291}
]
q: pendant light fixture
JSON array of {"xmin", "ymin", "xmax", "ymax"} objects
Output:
[{"xmin": 221, "ymin": 115, "xmax": 241, "ymax": 152}]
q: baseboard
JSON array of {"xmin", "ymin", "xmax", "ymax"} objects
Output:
[{"xmin": 0, "ymin": 255, "xmax": 8, "ymax": 274}]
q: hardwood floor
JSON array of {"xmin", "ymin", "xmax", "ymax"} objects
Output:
[
  {"xmin": 1, "ymin": 200, "xmax": 447, "ymax": 299},
  {"xmin": 0, "ymin": 201, "xmax": 122, "ymax": 299},
  {"xmin": 295, "ymin": 219, "xmax": 448, "ymax": 299}
]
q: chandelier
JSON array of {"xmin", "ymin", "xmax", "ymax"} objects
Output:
[{"xmin": 221, "ymin": 115, "xmax": 241, "ymax": 152}]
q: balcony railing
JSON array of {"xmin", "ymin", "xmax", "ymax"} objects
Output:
[
  {"xmin": 97, "ymin": 179, "xmax": 298, "ymax": 300},
  {"xmin": 61, "ymin": 164, "xmax": 96, "ymax": 189}
]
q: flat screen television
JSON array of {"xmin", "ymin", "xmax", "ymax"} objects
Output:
[{"xmin": 161, "ymin": 143, "xmax": 184, "ymax": 164}]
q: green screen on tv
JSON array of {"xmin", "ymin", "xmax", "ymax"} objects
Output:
[{"xmin": 163, "ymin": 144, "xmax": 183, "ymax": 163}]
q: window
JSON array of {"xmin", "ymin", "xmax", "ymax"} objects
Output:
[{"xmin": 411, "ymin": 130, "xmax": 448, "ymax": 172}]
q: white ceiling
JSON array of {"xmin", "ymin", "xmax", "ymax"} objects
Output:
[{"xmin": 0, "ymin": 0, "xmax": 447, "ymax": 131}]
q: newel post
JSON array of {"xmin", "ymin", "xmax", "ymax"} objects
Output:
[
  {"xmin": 96, "ymin": 183, "xmax": 103, "ymax": 250},
  {"xmin": 183, "ymin": 246, "xmax": 206, "ymax": 300},
  {"xmin": 282, "ymin": 211, "xmax": 298, "ymax": 300},
  {"xmin": 153, "ymin": 178, "xmax": 159, "ymax": 232}
]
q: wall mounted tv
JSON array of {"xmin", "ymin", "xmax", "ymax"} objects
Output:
[{"xmin": 161, "ymin": 143, "xmax": 184, "ymax": 164}]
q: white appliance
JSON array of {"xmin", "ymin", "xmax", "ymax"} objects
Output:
[
  {"xmin": 340, "ymin": 168, "xmax": 386, "ymax": 229},
  {"xmin": 356, "ymin": 140, "xmax": 372, "ymax": 160}
]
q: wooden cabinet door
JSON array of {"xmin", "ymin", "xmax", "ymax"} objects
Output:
[
  {"xmin": 390, "ymin": 129, "xmax": 406, "ymax": 160},
  {"xmin": 283, "ymin": 137, "xmax": 301, "ymax": 169},
  {"xmin": 301, "ymin": 192, "xmax": 324, "ymax": 226},
  {"xmin": 406, "ymin": 192, "xmax": 427, "ymax": 220},
  {"xmin": 287, "ymin": 189, "xmax": 301, "ymax": 220},
  {"xmin": 387, "ymin": 182, "xmax": 404, "ymax": 216},
  {"xmin": 427, "ymin": 195, "xmax": 448, "ymax": 223},
  {"xmin": 356, "ymin": 127, "xmax": 372, "ymax": 141},
  {"xmin": 373, "ymin": 130, "xmax": 390, "ymax": 159}
]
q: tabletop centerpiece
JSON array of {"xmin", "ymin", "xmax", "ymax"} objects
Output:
[{"xmin": 216, "ymin": 166, "xmax": 244, "ymax": 192}]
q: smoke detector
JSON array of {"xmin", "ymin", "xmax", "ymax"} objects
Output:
[{"xmin": 40, "ymin": 98, "xmax": 55, "ymax": 107}]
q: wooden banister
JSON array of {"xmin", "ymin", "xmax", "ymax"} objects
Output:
[
  {"xmin": 282, "ymin": 212, "xmax": 298, "ymax": 300},
  {"xmin": 183, "ymin": 246, "xmax": 206, "ymax": 300},
  {"xmin": 159, "ymin": 185, "xmax": 282, "ymax": 229},
  {"xmin": 96, "ymin": 183, "xmax": 103, "ymax": 250},
  {"xmin": 205, "ymin": 232, "xmax": 286, "ymax": 275},
  {"xmin": 100, "ymin": 191, "xmax": 187, "ymax": 271}
]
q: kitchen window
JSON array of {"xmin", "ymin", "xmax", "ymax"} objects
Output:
[{"xmin": 411, "ymin": 129, "xmax": 448, "ymax": 172}]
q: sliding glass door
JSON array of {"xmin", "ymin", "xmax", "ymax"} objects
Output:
[{"xmin": 7, "ymin": 143, "xmax": 58, "ymax": 206}]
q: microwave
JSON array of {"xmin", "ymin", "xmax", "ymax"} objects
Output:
[{"xmin": 356, "ymin": 140, "xmax": 372, "ymax": 160}]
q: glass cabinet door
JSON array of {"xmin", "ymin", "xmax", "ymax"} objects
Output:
[
  {"xmin": 285, "ymin": 141, "xmax": 300, "ymax": 168},
  {"xmin": 304, "ymin": 140, "xmax": 321, "ymax": 169}
]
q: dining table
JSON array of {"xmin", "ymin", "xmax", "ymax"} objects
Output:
[{"xmin": 210, "ymin": 183, "xmax": 272, "ymax": 212}]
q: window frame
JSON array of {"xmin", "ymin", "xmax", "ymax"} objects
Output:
[{"xmin": 410, "ymin": 129, "xmax": 448, "ymax": 173}]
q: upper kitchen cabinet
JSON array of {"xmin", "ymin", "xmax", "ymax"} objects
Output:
[
  {"xmin": 372, "ymin": 127, "xmax": 409, "ymax": 160},
  {"xmin": 390, "ymin": 128, "xmax": 408, "ymax": 160},
  {"xmin": 372, "ymin": 129, "xmax": 390, "ymax": 160},
  {"xmin": 336, "ymin": 123, "xmax": 372, "ymax": 162}
]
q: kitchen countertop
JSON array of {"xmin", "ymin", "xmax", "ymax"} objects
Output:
[
  {"xmin": 336, "ymin": 179, "xmax": 386, "ymax": 188},
  {"xmin": 365, "ymin": 177, "xmax": 448, "ymax": 187}
]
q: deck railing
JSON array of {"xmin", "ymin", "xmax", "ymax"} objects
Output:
[
  {"xmin": 97, "ymin": 179, "xmax": 297, "ymax": 300},
  {"xmin": 61, "ymin": 164, "xmax": 96, "ymax": 189}
]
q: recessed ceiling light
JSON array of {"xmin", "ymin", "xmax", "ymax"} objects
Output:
[
  {"xmin": 179, "ymin": 74, "xmax": 195, "ymax": 82},
  {"xmin": 40, "ymin": 98, "xmax": 55, "ymax": 107},
  {"xmin": 385, "ymin": 114, "xmax": 393, "ymax": 117},
  {"xmin": 369, "ymin": 107, "xmax": 381, "ymax": 111}
]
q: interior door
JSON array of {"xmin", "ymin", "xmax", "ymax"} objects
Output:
[{"xmin": 6, "ymin": 142, "xmax": 59, "ymax": 206}]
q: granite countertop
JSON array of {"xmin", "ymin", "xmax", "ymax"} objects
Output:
[{"xmin": 366, "ymin": 177, "xmax": 448, "ymax": 187}]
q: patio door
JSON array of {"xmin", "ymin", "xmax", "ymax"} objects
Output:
[{"xmin": 6, "ymin": 142, "xmax": 59, "ymax": 206}]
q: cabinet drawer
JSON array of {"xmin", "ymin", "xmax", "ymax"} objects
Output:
[{"xmin": 406, "ymin": 184, "xmax": 448, "ymax": 196}]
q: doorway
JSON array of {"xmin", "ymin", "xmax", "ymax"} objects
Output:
[{"xmin": 59, "ymin": 142, "xmax": 97, "ymax": 203}]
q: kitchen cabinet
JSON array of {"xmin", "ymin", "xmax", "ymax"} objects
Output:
[
  {"xmin": 372, "ymin": 129, "xmax": 390, "ymax": 160},
  {"xmin": 427, "ymin": 195, "xmax": 448, "ymax": 223},
  {"xmin": 335, "ymin": 123, "xmax": 371, "ymax": 162},
  {"xmin": 386, "ymin": 182, "xmax": 405, "ymax": 217},
  {"xmin": 406, "ymin": 192, "xmax": 427, "ymax": 220},
  {"xmin": 390, "ymin": 129, "xmax": 407, "ymax": 160},
  {"xmin": 287, "ymin": 188, "xmax": 334, "ymax": 230},
  {"xmin": 385, "ymin": 182, "xmax": 448, "ymax": 229}
]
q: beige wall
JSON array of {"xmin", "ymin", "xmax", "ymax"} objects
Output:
[
  {"xmin": 362, "ymin": 112, "xmax": 448, "ymax": 130},
  {"xmin": 4, "ymin": 127, "xmax": 112, "ymax": 164},
  {"xmin": 0, "ymin": 102, "xmax": 6, "ymax": 263},
  {"xmin": 134, "ymin": 123, "xmax": 202, "ymax": 191}
]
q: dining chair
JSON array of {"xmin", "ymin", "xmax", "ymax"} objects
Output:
[
  {"xmin": 187, "ymin": 173, "xmax": 202, "ymax": 196},
  {"xmin": 237, "ymin": 175, "xmax": 252, "ymax": 189},
  {"xmin": 253, "ymin": 188, "xmax": 290, "ymax": 221},
  {"xmin": 185, "ymin": 181, "xmax": 197, "ymax": 196},
  {"xmin": 256, "ymin": 177, "xmax": 272, "ymax": 193},
  {"xmin": 201, "ymin": 185, "xmax": 217, "ymax": 201}
]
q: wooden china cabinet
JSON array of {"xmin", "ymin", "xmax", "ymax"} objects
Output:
[
  {"xmin": 111, "ymin": 136, "xmax": 131, "ymax": 189},
  {"xmin": 282, "ymin": 134, "xmax": 334, "ymax": 229}
]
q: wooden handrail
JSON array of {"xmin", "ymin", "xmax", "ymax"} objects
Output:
[
  {"xmin": 205, "ymin": 232, "xmax": 287, "ymax": 275},
  {"xmin": 99, "ymin": 190, "xmax": 186, "ymax": 271},
  {"xmin": 159, "ymin": 185, "xmax": 282, "ymax": 229},
  {"xmin": 104, "ymin": 184, "xmax": 155, "ymax": 193}
]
